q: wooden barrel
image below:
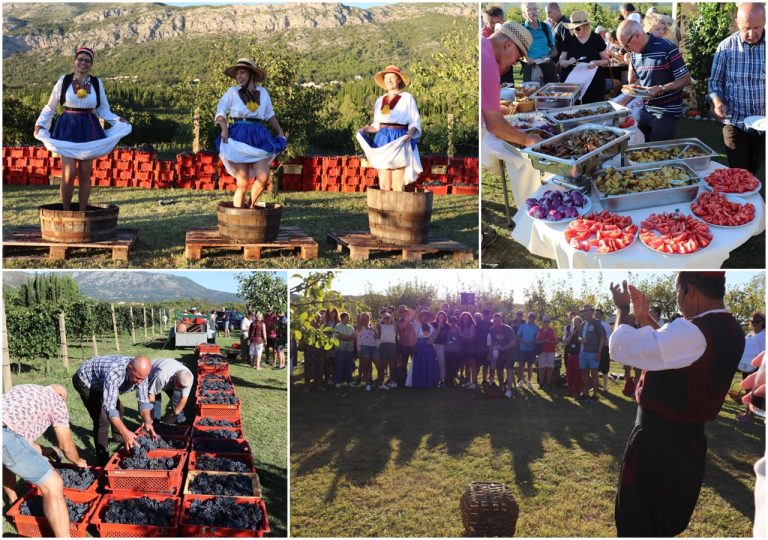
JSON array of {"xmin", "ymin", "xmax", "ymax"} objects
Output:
[
  {"xmin": 217, "ymin": 201, "xmax": 283, "ymax": 243},
  {"xmin": 39, "ymin": 204, "xmax": 119, "ymax": 243},
  {"xmin": 367, "ymin": 188, "xmax": 433, "ymax": 245}
]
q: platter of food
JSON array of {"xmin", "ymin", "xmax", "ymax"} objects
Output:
[
  {"xmin": 525, "ymin": 188, "xmax": 592, "ymax": 223},
  {"xmin": 564, "ymin": 210, "xmax": 638, "ymax": 254},
  {"xmin": 702, "ymin": 168, "xmax": 762, "ymax": 196},
  {"xmin": 690, "ymin": 191, "xmax": 757, "ymax": 228},
  {"xmin": 638, "ymin": 211, "xmax": 713, "ymax": 255}
]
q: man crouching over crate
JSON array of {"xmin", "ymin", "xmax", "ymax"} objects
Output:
[{"xmin": 148, "ymin": 358, "xmax": 194, "ymax": 425}]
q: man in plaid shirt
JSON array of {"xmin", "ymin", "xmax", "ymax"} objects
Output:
[
  {"xmin": 72, "ymin": 355, "xmax": 157, "ymax": 465},
  {"xmin": 709, "ymin": 3, "xmax": 765, "ymax": 175}
]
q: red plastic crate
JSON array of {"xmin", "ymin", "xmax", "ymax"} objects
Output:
[
  {"xmin": 53, "ymin": 463, "xmax": 103, "ymax": 492},
  {"xmin": 196, "ymin": 152, "xmax": 216, "ymax": 165},
  {"xmin": 116, "ymin": 149, "xmax": 134, "ymax": 161},
  {"xmin": 134, "ymin": 150, "xmax": 155, "ymax": 163},
  {"xmin": 192, "ymin": 415, "xmax": 241, "ymax": 430},
  {"xmin": 196, "ymin": 343, "xmax": 221, "ymax": 357},
  {"xmin": 193, "ymin": 425, "xmax": 244, "ymax": 440},
  {"xmin": 91, "ymin": 492, "xmax": 180, "ymax": 537},
  {"xmin": 452, "ymin": 185, "xmax": 479, "ymax": 196},
  {"xmin": 135, "ymin": 424, "xmax": 192, "ymax": 439},
  {"xmin": 192, "ymin": 438, "xmax": 251, "ymax": 454},
  {"xmin": 197, "ymin": 362, "xmax": 230, "ymax": 377},
  {"xmin": 178, "ymin": 495, "xmax": 270, "ymax": 537},
  {"xmin": 196, "ymin": 397, "xmax": 241, "ymax": 420},
  {"xmin": 104, "ymin": 449, "xmax": 186, "ymax": 494},
  {"xmin": 188, "ymin": 451, "xmax": 255, "ymax": 472},
  {"xmin": 423, "ymin": 185, "xmax": 450, "ymax": 195},
  {"xmin": 31, "ymin": 146, "xmax": 50, "ymax": 158},
  {"xmin": 6, "ymin": 488, "xmax": 101, "ymax": 537}
]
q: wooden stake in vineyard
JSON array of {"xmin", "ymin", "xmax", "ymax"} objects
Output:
[
  {"xmin": 151, "ymin": 308, "xmax": 156, "ymax": 337},
  {"xmin": 111, "ymin": 303, "xmax": 120, "ymax": 352},
  {"xmin": 58, "ymin": 312, "xmax": 69, "ymax": 371},
  {"xmin": 143, "ymin": 306, "xmax": 148, "ymax": 339},
  {"xmin": 129, "ymin": 306, "xmax": 137, "ymax": 345},
  {"xmin": 2, "ymin": 300, "xmax": 13, "ymax": 391}
]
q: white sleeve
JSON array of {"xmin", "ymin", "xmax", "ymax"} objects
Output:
[
  {"xmin": 487, "ymin": 333, "xmax": 492, "ymax": 346},
  {"xmin": 406, "ymin": 93, "xmax": 422, "ymax": 136},
  {"xmin": 372, "ymin": 96, "xmax": 383, "ymax": 129},
  {"xmin": 94, "ymin": 78, "xmax": 120, "ymax": 124},
  {"xmin": 36, "ymin": 77, "xmax": 64, "ymax": 130},
  {"xmin": 260, "ymin": 88, "xmax": 275, "ymax": 120},
  {"xmin": 608, "ymin": 319, "xmax": 707, "ymax": 371},
  {"xmin": 215, "ymin": 88, "xmax": 233, "ymax": 121}
]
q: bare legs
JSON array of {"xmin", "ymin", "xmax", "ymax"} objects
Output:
[
  {"xmin": 376, "ymin": 168, "xmax": 406, "ymax": 191},
  {"xmin": 61, "ymin": 157, "xmax": 93, "ymax": 211},
  {"xmin": 232, "ymin": 158, "xmax": 270, "ymax": 208},
  {"xmin": 38, "ymin": 472, "xmax": 70, "ymax": 537}
]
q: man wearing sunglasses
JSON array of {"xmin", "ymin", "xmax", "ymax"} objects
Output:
[{"xmin": 616, "ymin": 19, "xmax": 691, "ymax": 141}]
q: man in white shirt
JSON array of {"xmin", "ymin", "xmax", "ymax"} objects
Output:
[
  {"xmin": 148, "ymin": 358, "xmax": 194, "ymax": 424},
  {"xmin": 608, "ymin": 272, "xmax": 745, "ymax": 537},
  {"xmin": 240, "ymin": 312, "xmax": 253, "ymax": 364}
]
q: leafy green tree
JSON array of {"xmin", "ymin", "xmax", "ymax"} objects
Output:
[
  {"xmin": 725, "ymin": 274, "xmax": 766, "ymax": 331},
  {"xmin": 236, "ymin": 272, "xmax": 287, "ymax": 315},
  {"xmin": 2, "ymin": 96, "xmax": 39, "ymax": 145},
  {"xmin": 18, "ymin": 274, "xmax": 81, "ymax": 308}
]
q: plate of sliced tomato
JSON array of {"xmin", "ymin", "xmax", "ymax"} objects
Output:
[
  {"xmin": 639, "ymin": 211, "xmax": 713, "ymax": 255},
  {"xmin": 703, "ymin": 168, "xmax": 762, "ymax": 197},
  {"xmin": 564, "ymin": 211, "xmax": 638, "ymax": 254},
  {"xmin": 690, "ymin": 191, "xmax": 756, "ymax": 228}
]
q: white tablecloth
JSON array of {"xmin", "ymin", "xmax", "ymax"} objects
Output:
[{"xmin": 510, "ymin": 161, "xmax": 766, "ymax": 268}]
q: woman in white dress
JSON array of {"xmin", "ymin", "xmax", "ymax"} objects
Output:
[
  {"xmin": 357, "ymin": 65, "xmax": 423, "ymax": 191},
  {"xmin": 215, "ymin": 58, "xmax": 287, "ymax": 208},
  {"xmin": 34, "ymin": 46, "xmax": 131, "ymax": 211}
]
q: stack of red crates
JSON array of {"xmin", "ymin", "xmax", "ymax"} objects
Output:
[
  {"xmin": 3, "ymin": 146, "xmax": 30, "ymax": 185},
  {"xmin": 131, "ymin": 149, "xmax": 156, "ymax": 189},
  {"xmin": 92, "ymin": 155, "xmax": 114, "ymax": 187},
  {"xmin": 154, "ymin": 159, "xmax": 176, "ymax": 188},
  {"xmin": 196, "ymin": 151, "xmax": 217, "ymax": 190},
  {"xmin": 27, "ymin": 147, "xmax": 51, "ymax": 185},
  {"xmin": 111, "ymin": 149, "xmax": 134, "ymax": 188},
  {"xmin": 176, "ymin": 152, "xmax": 197, "ymax": 189}
]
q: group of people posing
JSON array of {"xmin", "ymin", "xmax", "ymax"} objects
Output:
[
  {"xmin": 34, "ymin": 47, "xmax": 422, "ymax": 213},
  {"xmin": 237, "ymin": 308, "xmax": 288, "ymax": 371}
]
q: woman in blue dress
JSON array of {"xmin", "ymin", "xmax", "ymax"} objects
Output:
[
  {"xmin": 406, "ymin": 310, "xmax": 439, "ymax": 389},
  {"xmin": 215, "ymin": 58, "xmax": 287, "ymax": 208}
]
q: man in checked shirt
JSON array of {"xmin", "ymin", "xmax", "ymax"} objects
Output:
[
  {"xmin": 709, "ymin": 3, "xmax": 765, "ymax": 176},
  {"xmin": 72, "ymin": 355, "xmax": 157, "ymax": 465}
]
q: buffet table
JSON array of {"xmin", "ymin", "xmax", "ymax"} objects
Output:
[{"xmin": 509, "ymin": 161, "xmax": 766, "ymax": 268}]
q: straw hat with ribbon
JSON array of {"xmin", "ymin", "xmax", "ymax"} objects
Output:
[
  {"xmin": 499, "ymin": 21, "xmax": 533, "ymax": 59},
  {"xmin": 224, "ymin": 58, "xmax": 267, "ymax": 84},
  {"xmin": 566, "ymin": 11, "xmax": 591, "ymax": 30},
  {"xmin": 374, "ymin": 65, "xmax": 410, "ymax": 90}
]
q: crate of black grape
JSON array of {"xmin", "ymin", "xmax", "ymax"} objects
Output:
[
  {"xmin": 197, "ymin": 360, "xmax": 230, "ymax": 377},
  {"xmin": 179, "ymin": 494, "xmax": 271, "ymax": 537},
  {"xmin": 193, "ymin": 415, "xmax": 242, "ymax": 430},
  {"xmin": 90, "ymin": 492, "xmax": 180, "ymax": 537},
  {"xmin": 192, "ymin": 437, "xmax": 251, "ymax": 454},
  {"xmin": 50, "ymin": 463, "xmax": 103, "ymax": 492},
  {"xmin": 135, "ymin": 423, "xmax": 192, "ymax": 439},
  {"xmin": 192, "ymin": 426, "xmax": 244, "ymax": 440},
  {"xmin": 133, "ymin": 428, "xmax": 191, "ymax": 451},
  {"xmin": 104, "ymin": 449, "xmax": 187, "ymax": 494},
  {"xmin": 188, "ymin": 451, "xmax": 256, "ymax": 473},
  {"xmin": 183, "ymin": 470, "xmax": 262, "ymax": 498},
  {"xmin": 196, "ymin": 394, "xmax": 242, "ymax": 419},
  {"xmin": 6, "ymin": 488, "xmax": 101, "ymax": 537}
]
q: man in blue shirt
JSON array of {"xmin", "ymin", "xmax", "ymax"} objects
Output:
[
  {"xmin": 617, "ymin": 19, "xmax": 691, "ymax": 141},
  {"xmin": 521, "ymin": 2, "xmax": 558, "ymax": 84},
  {"xmin": 708, "ymin": 3, "xmax": 765, "ymax": 175},
  {"xmin": 516, "ymin": 312, "xmax": 540, "ymax": 389}
]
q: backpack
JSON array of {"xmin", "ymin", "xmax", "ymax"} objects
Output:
[
  {"xmin": 60, "ymin": 73, "xmax": 101, "ymax": 108},
  {"xmin": 523, "ymin": 20, "xmax": 554, "ymax": 50}
]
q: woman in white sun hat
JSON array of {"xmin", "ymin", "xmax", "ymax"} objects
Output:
[
  {"xmin": 356, "ymin": 65, "xmax": 422, "ymax": 191},
  {"xmin": 34, "ymin": 46, "xmax": 131, "ymax": 211},
  {"xmin": 215, "ymin": 58, "xmax": 287, "ymax": 208}
]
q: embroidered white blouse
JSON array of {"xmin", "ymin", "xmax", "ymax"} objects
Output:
[
  {"xmin": 415, "ymin": 323, "xmax": 435, "ymax": 339},
  {"xmin": 215, "ymin": 86, "xmax": 276, "ymax": 121},
  {"xmin": 36, "ymin": 76, "xmax": 120, "ymax": 131},
  {"xmin": 372, "ymin": 92, "xmax": 421, "ymax": 136}
]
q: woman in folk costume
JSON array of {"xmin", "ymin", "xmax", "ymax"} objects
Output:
[
  {"xmin": 34, "ymin": 46, "xmax": 131, "ymax": 211},
  {"xmin": 215, "ymin": 58, "xmax": 287, "ymax": 208},
  {"xmin": 356, "ymin": 65, "xmax": 423, "ymax": 191}
]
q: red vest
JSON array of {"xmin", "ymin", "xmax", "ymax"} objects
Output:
[{"xmin": 636, "ymin": 312, "xmax": 745, "ymax": 423}]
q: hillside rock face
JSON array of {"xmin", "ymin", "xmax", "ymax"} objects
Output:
[{"xmin": 3, "ymin": 3, "xmax": 474, "ymax": 57}]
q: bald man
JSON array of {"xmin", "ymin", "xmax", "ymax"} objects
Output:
[
  {"xmin": 709, "ymin": 3, "xmax": 765, "ymax": 175},
  {"xmin": 617, "ymin": 19, "xmax": 691, "ymax": 141},
  {"xmin": 148, "ymin": 358, "xmax": 194, "ymax": 424},
  {"xmin": 73, "ymin": 355, "xmax": 157, "ymax": 465},
  {"xmin": 3, "ymin": 384, "xmax": 88, "ymax": 537}
]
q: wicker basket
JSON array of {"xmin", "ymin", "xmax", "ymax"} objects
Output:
[{"xmin": 460, "ymin": 482, "xmax": 519, "ymax": 537}]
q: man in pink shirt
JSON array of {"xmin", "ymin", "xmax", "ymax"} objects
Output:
[
  {"xmin": 481, "ymin": 21, "xmax": 541, "ymax": 146},
  {"xmin": 3, "ymin": 384, "xmax": 88, "ymax": 537}
]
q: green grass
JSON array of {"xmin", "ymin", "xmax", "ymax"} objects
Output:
[
  {"xmin": 2, "ymin": 331, "xmax": 287, "ymax": 537},
  {"xmin": 2, "ymin": 187, "xmax": 478, "ymax": 269},
  {"xmin": 481, "ymin": 118, "xmax": 766, "ymax": 269},
  {"xmin": 290, "ymin": 356, "xmax": 762, "ymax": 537}
]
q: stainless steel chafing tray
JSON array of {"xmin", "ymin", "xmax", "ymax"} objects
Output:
[
  {"xmin": 622, "ymin": 138, "xmax": 719, "ymax": 171},
  {"xmin": 542, "ymin": 101, "xmax": 630, "ymax": 133},
  {"xmin": 592, "ymin": 161, "xmax": 701, "ymax": 212},
  {"xmin": 520, "ymin": 123, "xmax": 631, "ymax": 178},
  {"xmin": 531, "ymin": 83, "xmax": 582, "ymax": 110}
]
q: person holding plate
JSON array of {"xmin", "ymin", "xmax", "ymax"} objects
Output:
[
  {"xmin": 616, "ymin": 19, "xmax": 691, "ymax": 141},
  {"xmin": 708, "ymin": 3, "xmax": 765, "ymax": 175},
  {"xmin": 215, "ymin": 58, "xmax": 287, "ymax": 208},
  {"xmin": 356, "ymin": 65, "xmax": 422, "ymax": 191},
  {"xmin": 34, "ymin": 46, "xmax": 131, "ymax": 211},
  {"xmin": 557, "ymin": 11, "xmax": 611, "ymax": 104}
]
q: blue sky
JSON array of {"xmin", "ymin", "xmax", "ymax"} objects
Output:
[{"xmin": 142, "ymin": 270, "xmax": 286, "ymax": 294}]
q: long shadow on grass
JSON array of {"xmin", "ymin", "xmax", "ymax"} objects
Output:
[
  {"xmin": 255, "ymin": 462, "xmax": 288, "ymax": 537},
  {"xmin": 230, "ymin": 374, "xmax": 287, "ymax": 392},
  {"xmin": 291, "ymin": 371, "xmax": 760, "ymax": 510}
]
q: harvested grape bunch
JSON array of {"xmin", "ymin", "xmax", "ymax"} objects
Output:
[
  {"xmin": 188, "ymin": 497, "xmax": 264, "ymax": 530},
  {"xmin": 537, "ymin": 129, "xmax": 618, "ymax": 159},
  {"xmin": 201, "ymin": 379, "xmax": 234, "ymax": 392},
  {"xmin": 198, "ymin": 392, "xmax": 238, "ymax": 404},
  {"xmin": 193, "ymin": 439, "xmax": 248, "ymax": 453},
  {"xmin": 197, "ymin": 418, "xmax": 238, "ymax": 427},
  {"xmin": 189, "ymin": 473, "xmax": 255, "ymax": 496},
  {"xmin": 54, "ymin": 466, "xmax": 97, "ymax": 490},
  {"xmin": 20, "ymin": 496, "xmax": 90, "ymax": 523},
  {"xmin": 199, "ymin": 353, "xmax": 228, "ymax": 363},
  {"xmin": 194, "ymin": 428, "xmax": 241, "ymax": 440},
  {"xmin": 120, "ymin": 447, "xmax": 179, "ymax": 470},
  {"xmin": 102, "ymin": 496, "xmax": 175, "ymax": 526},
  {"xmin": 196, "ymin": 455, "xmax": 251, "ymax": 472},
  {"xmin": 135, "ymin": 435, "xmax": 186, "ymax": 450}
]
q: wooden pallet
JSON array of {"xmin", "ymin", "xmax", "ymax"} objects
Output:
[
  {"xmin": 185, "ymin": 226, "xmax": 318, "ymax": 260},
  {"xmin": 3, "ymin": 226, "xmax": 138, "ymax": 261},
  {"xmin": 327, "ymin": 230, "xmax": 474, "ymax": 262}
]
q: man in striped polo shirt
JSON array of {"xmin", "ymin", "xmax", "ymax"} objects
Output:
[
  {"xmin": 617, "ymin": 19, "xmax": 691, "ymax": 141},
  {"xmin": 708, "ymin": 3, "xmax": 765, "ymax": 175}
]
